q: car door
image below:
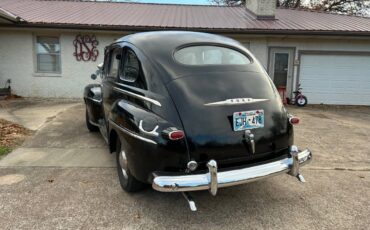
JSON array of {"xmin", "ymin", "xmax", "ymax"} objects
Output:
[
  {"xmin": 112, "ymin": 47, "xmax": 165, "ymax": 179},
  {"xmin": 101, "ymin": 46, "xmax": 123, "ymax": 140},
  {"xmin": 113, "ymin": 47, "xmax": 150, "ymax": 133}
]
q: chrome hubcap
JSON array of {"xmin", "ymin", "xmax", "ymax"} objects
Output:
[{"xmin": 119, "ymin": 150, "xmax": 128, "ymax": 179}]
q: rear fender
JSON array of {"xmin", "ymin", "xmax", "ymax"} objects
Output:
[{"xmin": 109, "ymin": 99, "xmax": 189, "ymax": 183}]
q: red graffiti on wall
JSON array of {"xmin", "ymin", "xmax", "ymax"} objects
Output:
[{"xmin": 73, "ymin": 35, "xmax": 99, "ymax": 62}]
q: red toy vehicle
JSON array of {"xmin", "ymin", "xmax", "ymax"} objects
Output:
[{"xmin": 291, "ymin": 84, "xmax": 308, "ymax": 107}]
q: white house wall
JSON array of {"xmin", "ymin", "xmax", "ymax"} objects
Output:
[
  {"xmin": 1, "ymin": 29, "xmax": 370, "ymax": 98},
  {"xmin": 246, "ymin": 36, "xmax": 370, "ymax": 94},
  {"xmin": 0, "ymin": 29, "xmax": 124, "ymax": 98}
]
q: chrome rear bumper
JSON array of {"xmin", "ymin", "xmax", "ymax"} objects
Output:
[{"xmin": 152, "ymin": 148, "xmax": 312, "ymax": 195}]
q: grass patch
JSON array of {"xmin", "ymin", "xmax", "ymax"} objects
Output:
[{"xmin": 0, "ymin": 146, "xmax": 11, "ymax": 156}]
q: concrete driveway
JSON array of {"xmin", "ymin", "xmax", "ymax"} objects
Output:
[{"xmin": 0, "ymin": 100, "xmax": 369, "ymax": 229}]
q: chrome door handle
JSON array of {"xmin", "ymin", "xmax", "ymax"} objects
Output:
[{"xmin": 139, "ymin": 120, "xmax": 159, "ymax": 137}]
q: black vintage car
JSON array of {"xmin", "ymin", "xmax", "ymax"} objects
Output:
[{"xmin": 84, "ymin": 31, "xmax": 312, "ymax": 211}]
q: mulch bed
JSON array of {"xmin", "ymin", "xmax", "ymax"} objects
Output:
[{"xmin": 0, "ymin": 119, "xmax": 32, "ymax": 155}]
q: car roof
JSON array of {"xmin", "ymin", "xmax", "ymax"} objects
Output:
[
  {"xmin": 117, "ymin": 31, "xmax": 241, "ymax": 49},
  {"xmin": 115, "ymin": 31, "xmax": 262, "ymax": 83}
]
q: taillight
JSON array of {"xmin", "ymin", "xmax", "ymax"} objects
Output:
[
  {"xmin": 168, "ymin": 130, "xmax": 185, "ymax": 140},
  {"xmin": 289, "ymin": 117, "xmax": 300, "ymax": 125}
]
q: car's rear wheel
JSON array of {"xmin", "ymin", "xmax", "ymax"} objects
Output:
[
  {"xmin": 85, "ymin": 109, "xmax": 99, "ymax": 132},
  {"xmin": 115, "ymin": 137, "xmax": 145, "ymax": 192}
]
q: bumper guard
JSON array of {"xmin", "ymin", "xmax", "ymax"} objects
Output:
[{"xmin": 152, "ymin": 147, "xmax": 312, "ymax": 195}]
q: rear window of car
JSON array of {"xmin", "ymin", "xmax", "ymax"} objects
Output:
[{"xmin": 174, "ymin": 46, "xmax": 251, "ymax": 66}]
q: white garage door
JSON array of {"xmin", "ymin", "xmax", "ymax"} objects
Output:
[{"xmin": 299, "ymin": 54, "xmax": 370, "ymax": 105}]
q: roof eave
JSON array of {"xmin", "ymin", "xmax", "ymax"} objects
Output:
[{"xmin": 1, "ymin": 23, "xmax": 370, "ymax": 37}]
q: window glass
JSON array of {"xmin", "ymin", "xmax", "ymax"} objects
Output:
[
  {"xmin": 121, "ymin": 49, "xmax": 147, "ymax": 90},
  {"xmin": 109, "ymin": 48, "xmax": 121, "ymax": 77},
  {"xmin": 36, "ymin": 36, "xmax": 61, "ymax": 73},
  {"xmin": 174, "ymin": 46, "xmax": 251, "ymax": 66},
  {"xmin": 122, "ymin": 50, "xmax": 140, "ymax": 82}
]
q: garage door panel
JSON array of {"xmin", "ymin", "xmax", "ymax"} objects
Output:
[
  {"xmin": 307, "ymin": 93, "xmax": 369, "ymax": 105},
  {"xmin": 299, "ymin": 54, "xmax": 370, "ymax": 105},
  {"xmin": 359, "ymin": 83, "xmax": 370, "ymax": 91},
  {"xmin": 300, "ymin": 79, "xmax": 330, "ymax": 89},
  {"xmin": 301, "ymin": 69, "xmax": 364, "ymax": 79},
  {"xmin": 330, "ymin": 80, "xmax": 360, "ymax": 89}
]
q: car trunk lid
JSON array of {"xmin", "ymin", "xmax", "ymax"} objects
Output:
[{"xmin": 166, "ymin": 71, "xmax": 291, "ymax": 166}]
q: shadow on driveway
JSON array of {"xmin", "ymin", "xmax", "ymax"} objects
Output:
[{"xmin": 0, "ymin": 102, "xmax": 369, "ymax": 229}]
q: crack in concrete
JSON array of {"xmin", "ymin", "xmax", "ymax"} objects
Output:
[{"xmin": 306, "ymin": 167, "xmax": 370, "ymax": 172}]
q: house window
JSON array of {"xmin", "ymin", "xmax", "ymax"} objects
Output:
[{"xmin": 36, "ymin": 36, "xmax": 61, "ymax": 73}]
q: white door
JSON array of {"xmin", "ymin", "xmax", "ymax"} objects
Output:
[
  {"xmin": 299, "ymin": 54, "xmax": 370, "ymax": 105},
  {"xmin": 268, "ymin": 48, "xmax": 295, "ymax": 98}
]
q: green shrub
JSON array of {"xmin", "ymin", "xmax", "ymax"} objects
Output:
[{"xmin": 0, "ymin": 146, "xmax": 11, "ymax": 156}]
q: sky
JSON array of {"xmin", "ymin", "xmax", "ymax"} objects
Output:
[{"xmin": 126, "ymin": 0, "xmax": 211, "ymax": 5}]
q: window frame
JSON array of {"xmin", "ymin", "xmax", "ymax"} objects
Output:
[{"xmin": 34, "ymin": 35, "xmax": 62, "ymax": 74}]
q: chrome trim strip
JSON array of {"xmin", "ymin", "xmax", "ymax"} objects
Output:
[
  {"xmin": 205, "ymin": 98, "xmax": 269, "ymax": 106},
  {"xmin": 92, "ymin": 98, "xmax": 102, "ymax": 104},
  {"xmin": 139, "ymin": 120, "xmax": 159, "ymax": 137},
  {"xmin": 113, "ymin": 87, "xmax": 161, "ymax": 107},
  {"xmin": 86, "ymin": 96, "xmax": 102, "ymax": 104},
  {"xmin": 109, "ymin": 119, "xmax": 157, "ymax": 145},
  {"xmin": 152, "ymin": 149, "xmax": 312, "ymax": 193}
]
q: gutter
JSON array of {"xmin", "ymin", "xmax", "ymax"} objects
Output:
[
  {"xmin": 0, "ymin": 7, "xmax": 24, "ymax": 23},
  {"xmin": 1, "ymin": 23, "xmax": 370, "ymax": 37}
]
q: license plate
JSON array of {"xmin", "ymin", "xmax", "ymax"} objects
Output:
[{"xmin": 233, "ymin": 110, "xmax": 264, "ymax": 131}]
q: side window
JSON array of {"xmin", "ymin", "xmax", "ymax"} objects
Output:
[
  {"xmin": 121, "ymin": 49, "xmax": 147, "ymax": 90},
  {"xmin": 108, "ymin": 48, "xmax": 122, "ymax": 78}
]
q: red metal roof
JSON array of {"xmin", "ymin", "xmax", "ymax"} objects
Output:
[{"xmin": 1, "ymin": 0, "xmax": 370, "ymax": 35}]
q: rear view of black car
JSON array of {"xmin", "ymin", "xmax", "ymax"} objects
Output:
[{"xmin": 84, "ymin": 31, "xmax": 312, "ymax": 211}]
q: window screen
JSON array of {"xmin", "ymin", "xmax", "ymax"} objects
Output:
[{"xmin": 36, "ymin": 36, "xmax": 61, "ymax": 73}]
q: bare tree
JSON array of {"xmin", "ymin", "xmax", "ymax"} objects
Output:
[
  {"xmin": 209, "ymin": 0, "xmax": 370, "ymax": 17},
  {"xmin": 280, "ymin": 0, "xmax": 301, "ymax": 8},
  {"xmin": 210, "ymin": 0, "xmax": 294, "ymax": 7},
  {"xmin": 210, "ymin": 0, "xmax": 241, "ymax": 6},
  {"xmin": 310, "ymin": 0, "xmax": 370, "ymax": 16}
]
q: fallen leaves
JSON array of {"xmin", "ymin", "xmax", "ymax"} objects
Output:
[{"xmin": 0, "ymin": 119, "xmax": 32, "ymax": 155}]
